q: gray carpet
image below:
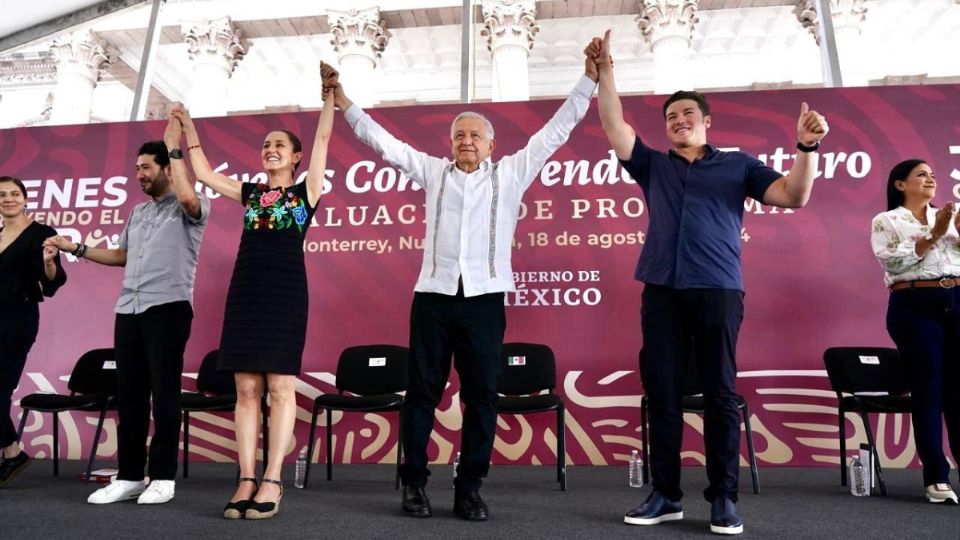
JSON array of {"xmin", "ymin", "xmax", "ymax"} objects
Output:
[{"xmin": 0, "ymin": 461, "xmax": 956, "ymax": 539}]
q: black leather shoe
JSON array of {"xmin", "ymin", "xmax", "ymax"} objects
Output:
[
  {"xmin": 0, "ymin": 452, "xmax": 31, "ymax": 487},
  {"xmin": 402, "ymin": 486, "xmax": 432, "ymax": 518},
  {"xmin": 454, "ymin": 490, "xmax": 489, "ymax": 521}
]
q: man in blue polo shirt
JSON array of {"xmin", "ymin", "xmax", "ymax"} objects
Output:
[{"xmin": 586, "ymin": 32, "xmax": 829, "ymax": 535}]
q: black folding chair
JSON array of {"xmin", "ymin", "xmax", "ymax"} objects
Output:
[
  {"xmin": 17, "ymin": 348, "xmax": 117, "ymax": 477},
  {"xmin": 639, "ymin": 349, "xmax": 760, "ymax": 494},
  {"xmin": 496, "ymin": 342, "xmax": 567, "ymax": 491},
  {"xmin": 304, "ymin": 345, "xmax": 408, "ymax": 489},
  {"xmin": 180, "ymin": 349, "xmax": 237, "ymax": 479},
  {"xmin": 823, "ymin": 347, "xmax": 911, "ymax": 496}
]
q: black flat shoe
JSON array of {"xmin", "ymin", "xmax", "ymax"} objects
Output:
[
  {"xmin": 223, "ymin": 477, "xmax": 258, "ymax": 519},
  {"xmin": 402, "ymin": 486, "xmax": 432, "ymax": 518},
  {"xmin": 0, "ymin": 452, "xmax": 31, "ymax": 487},
  {"xmin": 245, "ymin": 479, "xmax": 283, "ymax": 520},
  {"xmin": 454, "ymin": 489, "xmax": 489, "ymax": 521}
]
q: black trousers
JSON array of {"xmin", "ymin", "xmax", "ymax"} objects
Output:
[
  {"xmin": 886, "ymin": 288, "xmax": 960, "ymax": 486},
  {"xmin": 114, "ymin": 301, "xmax": 193, "ymax": 481},
  {"xmin": 399, "ymin": 289, "xmax": 506, "ymax": 492},
  {"xmin": 640, "ymin": 284, "xmax": 744, "ymax": 503},
  {"xmin": 0, "ymin": 304, "xmax": 39, "ymax": 449}
]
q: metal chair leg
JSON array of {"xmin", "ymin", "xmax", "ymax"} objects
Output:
[
  {"xmin": 182, "ymin": 412, "xmax": 191, "ymax": 479},
  {"xmin": 839, "ymin": 405, "xmax": 848, "ymax": 486},
  {"xmin": 326, "ymin": 409, "xmax": 333, "ymax": 481},
  {"xmin": 304, "ymin": 403, "xmax": 320, "ymax": 488},
  {"xmin": 741, "ymin": 402, "xmax": 760, "ymax": 494},
  {"xmin": 86, "ymin": 408, "xmax": 107, "ymax": 479},
  {"xmin": 640, "ymin": 396, "xmax": 650, "ymax": 484},
  {"xmin": 16, "ymin": 409, "xmax": 28, "ymax": 441},
  {"xmin": 859, "ymin": 411, "xmax": 887, "ymax": 496},
  {"xmin": 53, "ymin": 412, "xmax": 60, "ymax": 476},
  {"xmin": 558, "ymin": 404, "xmax": 567, "ymax": 491},
  {"xmin": 395, "ymin": 407, "xmax": 403, "ymax": 490}
]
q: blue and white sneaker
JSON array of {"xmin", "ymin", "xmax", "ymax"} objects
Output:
[
  {"xmin": 624, "ymin": 490, "xmax": 683, "ymax": 525},
  {"xmin": 710, "ymin": 497, "xmax": 744, "ymax": 535}
]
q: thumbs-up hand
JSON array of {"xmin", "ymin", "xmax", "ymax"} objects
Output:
[
  {"xmin": 797, "ymin": 102, "xmax": 828, "ymax": 147},
  {"xmin": 597, "ymin": 29, "xmax": 612, "ymax": 67}
]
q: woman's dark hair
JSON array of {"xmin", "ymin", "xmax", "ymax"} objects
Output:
[
  {"xmin": 276, "ymin": 130, "xmax": 303, "ymax": 172},
  {"xmin": 886, "ymin": 159, "xmax": 927, "ymax": 210},
  {"xmin": 0, "ymin": 176, "xmax": 28, "ymax": 197}
]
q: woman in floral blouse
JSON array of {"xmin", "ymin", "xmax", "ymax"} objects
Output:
[
  {"xmin": 171, "ymin": 66, "xmax": 335, "ymax": 520},
  {"xmin": 870, "ymin": 159, "xmax": 960, "ymax": 505}
]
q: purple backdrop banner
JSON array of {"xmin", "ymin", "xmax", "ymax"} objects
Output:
[{"xmin": 3, "ymin": 83, "xmax": 960, "ymax": 469}]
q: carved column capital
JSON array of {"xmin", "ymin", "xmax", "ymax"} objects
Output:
[
  {"xmin": 795, "ymin": 0, "xmax": 868, "ymax": 44},
  {"xmin": 182, "ymin": 17, "xmax": 247, "ymax": 75},
  {"xmin": 49, "ymin": 30, "xmax": 117, "ymax": 85},
  {"xmin": 480, "ymin": 0, "xmax": 539, "ymax": 53},
  {"xmin": 637, "ymin": 0, "xmax": 700, "ymax": 53},
  {"xmin": 328, "ymin": 7, "xmax": 390, "ymax": 64}
]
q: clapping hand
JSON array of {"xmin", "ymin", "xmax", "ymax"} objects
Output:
[{"xmin": 931, "ymin": 201, "xmax": 955, "ymax": 240}]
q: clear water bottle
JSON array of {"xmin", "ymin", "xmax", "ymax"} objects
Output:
[
  {"xmin": 294, "ymin": 447, "xmax": 308, "ymax": 489},
  {"xmin": 629, "ymin": 449, "xmax": 643, "ymax": 488},
  {"xmin": 849, "ymin": 455, "xmax": 868, "ymax": 497},
  {"xmin": 453, "ymin": 451, "xmax": 461, "ymax": 482}
]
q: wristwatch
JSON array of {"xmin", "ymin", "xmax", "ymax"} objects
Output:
[
  {"xmin": 796, "ymin": 140, "xmax": 820, "ymax": 153},
  {"xmin": 924, "ymin": 231, "xmax": 940, "ymax": 243},
  {"xmin": 168, "ymin": 148, "xmax": 184, "ymax": 159}
]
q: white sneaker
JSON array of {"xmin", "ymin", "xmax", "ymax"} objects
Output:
[
  {"xmin": 138, "ymin": 479, "xmax": 175, "ymax": 505},
  {"xmin": 87, "ymin": 479, "xmax": 145, "ymax": 504},
  {"xmin": 926, "ymin": 483, "xmax": 959, "ymax": 504}
]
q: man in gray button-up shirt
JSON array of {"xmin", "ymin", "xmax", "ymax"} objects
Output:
[{"xmin": 46, "ymin": 117, "xmax": 209, "ymax": 505}]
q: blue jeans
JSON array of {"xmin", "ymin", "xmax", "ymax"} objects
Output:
[{"xmin": 887, "ymin": 287, "xmax": 960, "ymax": 486}]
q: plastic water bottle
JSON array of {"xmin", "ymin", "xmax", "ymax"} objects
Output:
[
  {"xmin": 849, "ymin": 455, "xmax": 868, "ymax": 497},
  {"xmin": 453, "ymin": 451, "xmax": 461, "ymax": 481},
  {"xmin": 294, "ymin": 447, "xmax": 308, "ymax": 489},
  {"xmin": 629, "ymin": 450, "xmax": 643, "ymax": 488}
]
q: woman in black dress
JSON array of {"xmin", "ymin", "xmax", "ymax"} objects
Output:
[
  {"xmin": 172, "ymin": 74, "xmax": 334, "ymax": 519},
  {"xmin": 0, "ymin": 176, "xmax": 67, "ymax": 486}
]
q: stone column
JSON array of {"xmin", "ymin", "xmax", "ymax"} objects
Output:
[
  {"xmin": 329, "ymin": 7, "xmax": 389, "ymax": 108},
  {"xmin": 795, "ymin": 0, "xmax": 869, "ymax": 87},
  {"xmin": 480, "ymin": 0, "xmax": 538, "ymax": 102},
  {"xmin": 48, "ymin": 31, "xmax": 116, "ymax": 125},
  {"xmin": 182, "ymin": 17, "xmax": 247, "ymax": 117},
  {"xmin": 637, "ymin": 1, "xmax": 700, "ymax": 95}
]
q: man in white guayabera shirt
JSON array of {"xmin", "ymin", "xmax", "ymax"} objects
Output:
[{"xmin": 321, "ymin": 59, "xmax": 597, "ymax": 521}]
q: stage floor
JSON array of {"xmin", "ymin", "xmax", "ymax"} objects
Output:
[{"xmin": 1, "ymin": 461, "xmax": 956, "ymax": 538}]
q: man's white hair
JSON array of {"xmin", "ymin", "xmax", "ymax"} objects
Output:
[{"xmin": 450, "ymin": 111, "xmax": 495, "ymax": 140}]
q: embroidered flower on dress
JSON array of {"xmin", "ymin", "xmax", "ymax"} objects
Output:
[
  {"xmin": 260, "ymin": 190, "xmax": 282, "ymax": 207},
  {"xmin": 242, "ymin": 185, "xmax": 310, "ymax": 232},
  {"xmin": 292, "ymin": 204, "xmax": 308, "ymax": 226}
]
